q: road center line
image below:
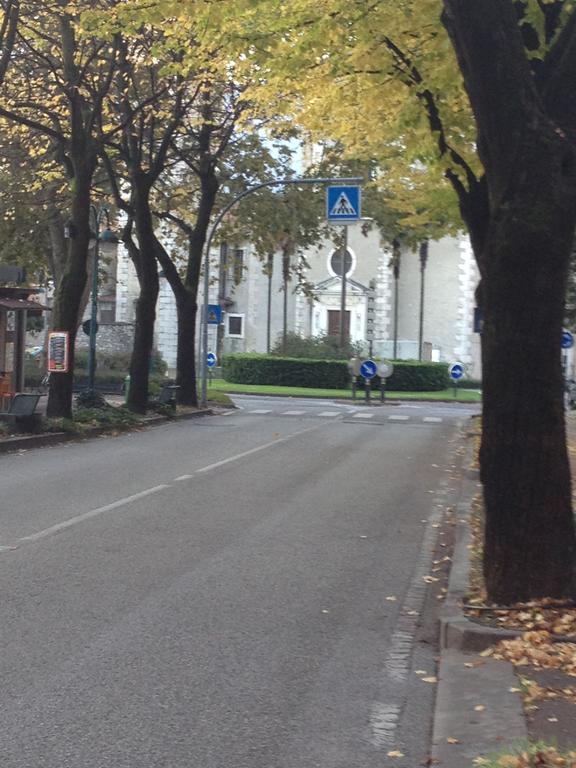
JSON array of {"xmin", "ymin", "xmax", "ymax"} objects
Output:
[
  {"xmin": 16, "ymin": 423, "xmax": 329, "ymax": 545},
  {"xmin": 195, "ymin": 423, "xmax": 326, "ymax": 474},
  {"xmin": 19, "ymin": 485, "xmax": 170, "ymax": 543}
]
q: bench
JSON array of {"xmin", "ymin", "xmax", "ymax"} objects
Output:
[
  {"xmin": 0, "ymin": 393, "xmax": 41, "ymax": 428},
  {"xmin": 149, "ymin": 383, "xmax": 180, "ymax": 411}
]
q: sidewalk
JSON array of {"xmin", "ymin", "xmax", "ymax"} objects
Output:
[
  {"xmin": 0, "ymin": 393, "xmax": 215, "ymax": 454},
  {"xmin": 431, "ymin": 412, "xmax": 576, "ymax": 766}
]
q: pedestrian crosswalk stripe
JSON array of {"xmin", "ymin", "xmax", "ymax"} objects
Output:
[
  {"xmin": 423, "ymin": 417, "xmax": 443, "ymax": 423},
  {"xmin": 250, "ymin": 409, "xmax": 272, "ymax": 414},
  {"xmin": 389, "ymin": 415, "xmax": 409, "ymax": 421},
  {"xmin": 318, "ymin": 411, "xmax": 340, "ymax": 417},
  {"xmin": 281, "ymin": 410, "xmax": 306, "ymax": 416},
  {"xmin": 353, "ymin": 412, "xmax": 374, "ymax": 419}
]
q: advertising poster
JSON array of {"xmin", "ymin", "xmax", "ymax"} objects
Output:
[{"xmin": 47, "ymin": 331, "xmax": 69, "ymax": 373}]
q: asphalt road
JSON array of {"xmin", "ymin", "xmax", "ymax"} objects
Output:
[{"xmin": 0, "ymin": 397, "xmax": 478, "ymax": 767}]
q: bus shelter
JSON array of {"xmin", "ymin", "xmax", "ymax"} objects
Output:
[{"xmin": 0, "ymin": 287, "xmax": 50, "ymax": 408}]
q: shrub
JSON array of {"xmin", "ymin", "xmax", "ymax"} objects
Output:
[
  {"xmin": 73, "ymin": 349, "xmax": 166, "ymax": 375},
  {"xmin": 222, "ymin": 354, "xmax": 350, "ymax": 389},
  {"xmin": 271, "ymin": 332, "xmax": 363, "ymax": 360},
  {"xmin": 457, "ymin": 377, "xmax": 482, "ymax": 390},
  {"xmin": 383, "ymin": 361, "xmax": 450, "ymax": 392}
]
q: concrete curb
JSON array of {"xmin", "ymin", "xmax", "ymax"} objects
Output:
[
  {"xmin": 431, "ymin": 427, "xmax": 528, "ymax": 766},
  {"xmin": 440, "ymin": 503, "xmax": 521, "ymax": 653},
  {"xmin": 0, "ymin": 408, "xmax": 214, "ymax": 455}
]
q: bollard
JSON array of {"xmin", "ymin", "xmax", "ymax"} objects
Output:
[{"xmin": 365, "ymin": 378, "xmax": 371, "ymax": 405}]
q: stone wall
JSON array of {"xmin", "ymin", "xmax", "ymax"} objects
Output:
[{"xmin": 75, "ymin": 322, "xmax": 134, "ymax": 356}]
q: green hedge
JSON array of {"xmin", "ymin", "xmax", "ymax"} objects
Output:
[
  {"xmin": 383, "ymin": 361, "xmax": 450, "ymax": 392},
  {"xmin": 222, "ymin": 354, "xmax": 450, "ymax": 391},
  {"xmin": 222, "ymin": 354, "xmax": 350, "ymax": 389}
]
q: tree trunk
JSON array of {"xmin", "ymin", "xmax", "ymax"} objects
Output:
[
  {"xmin": 480, "ymin": 159, "xmax": 576, "ymax": 602},
  {"xmin": 128, "ymin": 273, "xmax": 158, "ymax": 413},
  {"xmin": 175, "ymin": 290, "xmax": 198, "ymax": 406},
  {"xmin": 443, "ymin": 0, "xmax": 576, "ymax": 602},
  {"xmin": 154, "ymin": 169, "xmax": 218, "ymax": 406},
  {"xmin": 127, "ymin": 181, "xmax": 159, "ymax": 414},
  {"xmin": 46, "ymin": 159, "xmax": 94, "ymax": 419}
]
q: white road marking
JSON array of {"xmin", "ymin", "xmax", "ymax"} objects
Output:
[
  {"xmin": 16, "ymin": 422, "xmax": 330, "ymax": 545},
  {"xmin": 19, "ymin": 485, "xmax": 170, "ymax": 543},
  {"xmin": 219, "ymin": 410, "xmax": 235, "ymax": 416},
  {"xmin": 370, "ymin": 703, "xmax": 402, "ymax": 748},
  {"xmin": 354, "ymin": 413, "xmax": 374, "ymax": 419},
  {"xmin": 317, "ymin": 411, "xmax": 340, "ymax": 417},
  {"xmin": 249, "ymin": 409, "xmax": 272, "ymax": 414},
  {"xmin": 281, "ymin": 410, "xmax": 305, "ymax": 416},
  {"xmin": 196, "ymin": 423, "xmax": 324, "ymax": 474},
  {"xmin": 389, "ymin": 415, "xmax": 409, "ymax": 421},
  {"xmin": 423, "ymin": 416, "xmax": 443, "ymax": 423}
]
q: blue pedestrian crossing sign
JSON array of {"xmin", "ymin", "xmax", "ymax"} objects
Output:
[{"xmin": 327, "ymin": 186, "xmax": 361, "ymax": 222}]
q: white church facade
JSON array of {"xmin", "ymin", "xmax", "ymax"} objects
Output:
[{"xmin": 114, "ymin": 221, "xmax": 482, "ymax": 380}]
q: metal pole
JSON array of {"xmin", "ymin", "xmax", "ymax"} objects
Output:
[
  {"xmin": 199, "ymin": 175, "xmax": 363, "ymax": 406},
  {"xmin": 392, "ymin": 238, "xmax": 400, "ymax": 359},
  {"xmin": 418, "ymin": 240, "xmax": 429, "ymax": 361},
  {"xmin": 87, "ymin": 205, "xmax": 111, "ymax": 395},
  {"xmin": 266, "ymin": 252, "xmax": 273, "ymax": 353},
  {"xmin": 87, "ymin": 206, "xmax": 100, "ymax": 394},
  {"xmin": 339, "ymin": 226, "xmax": 348, "ymax": 351}
]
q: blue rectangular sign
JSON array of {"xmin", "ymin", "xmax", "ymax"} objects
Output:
[
  {"xmin": 326, "ymin": 186, "xmax": 361, "ymax": 222},
  {"xmin": 206, "ymin": 304, "xmax": 222, "ymax": 325}
]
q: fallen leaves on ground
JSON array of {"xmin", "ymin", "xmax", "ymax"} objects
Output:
[
  {"xmin": 482, "ymin": 631, "xmax": 576, "ymax": 677},
  {"xmin": 473, "ymin": 744, "xmax": 576, "ymax": 767},
  {"xmin": 465, "ymin": 601, "xmax": 576, "ymax": 638},
  {"xmin": 515, "ymin": 675, "xmax": 576, "ymax": 710}
]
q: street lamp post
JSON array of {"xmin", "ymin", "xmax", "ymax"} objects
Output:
[
  {"xmin": 199, "ymin": 176, "xmax": 363, "ymax": 406},
  {"xmin": 391, "ymin": 238, "xmax": 401, "ymax": 359},
  {"xmin": 87, "ymin": 204, "xmax": 116, "ymax": 394},
  {"xmin": 418, "ymin": 239, "xmax": 429, "ymax": 362}
]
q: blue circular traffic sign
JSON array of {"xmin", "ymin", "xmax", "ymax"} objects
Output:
[
  {"xmin": 360, "ymin": 359, "xmax": 378, "ymax": 379},
  {"xmin": 206, "ymin": 352, "xmax": 218, "ymax": 368},
  {"xmin": 449, "ymin": 362, "xmax": 464, "ymax": 380},
  {"xmin": 562, "ymin": 331, "xmax": 574, "ymax": 349}
]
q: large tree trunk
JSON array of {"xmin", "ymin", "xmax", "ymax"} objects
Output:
[
  {"xmin": 127, "ymin": 181, "xmax": 159, "ymax": 414},
  {"xmin": 154, "ymin": 239, "xmax": 199, "ymax": 406},
  {"xmin": 480, "ymin": 161, "xmax": 576, "ymax": 602},
  {"xmin": 175, "ymin": 290, "xmax": 198, "ymax": 406},
  {"xmin": 46, "ymin": 159, "xmax": 94, "ymax": 419},
  {"xmin": 443, "ymin": 0, "xmax": 576, "ymax": 602},
  {"xmin": 154, "ymin": 169, "xmax": 218, "ymax": 406}
]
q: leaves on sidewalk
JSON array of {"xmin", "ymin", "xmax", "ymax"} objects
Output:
[
  {"xmin": 483, "ymin": 631, "xmax": 576, "ymax": 677},
  {"xmin": 473, "ymin": 743, "xmax": 576, "ymax": 767}
]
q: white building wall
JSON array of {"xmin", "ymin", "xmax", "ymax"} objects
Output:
[
  {"xmin": 115, "ymin": 243, "xmax": 139, "ymax": 324},
  {"xmin": 115, "ymin": 221, "xmax": 482, "ymax": 379},
  {"xmin": 156, "ymin": 277, "xmax": 178, "ymax": 370}
]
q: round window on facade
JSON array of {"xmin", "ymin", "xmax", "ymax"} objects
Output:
[{"xmin": 329, "ymin": 247, "xmax": 354, "ymax": 278}]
